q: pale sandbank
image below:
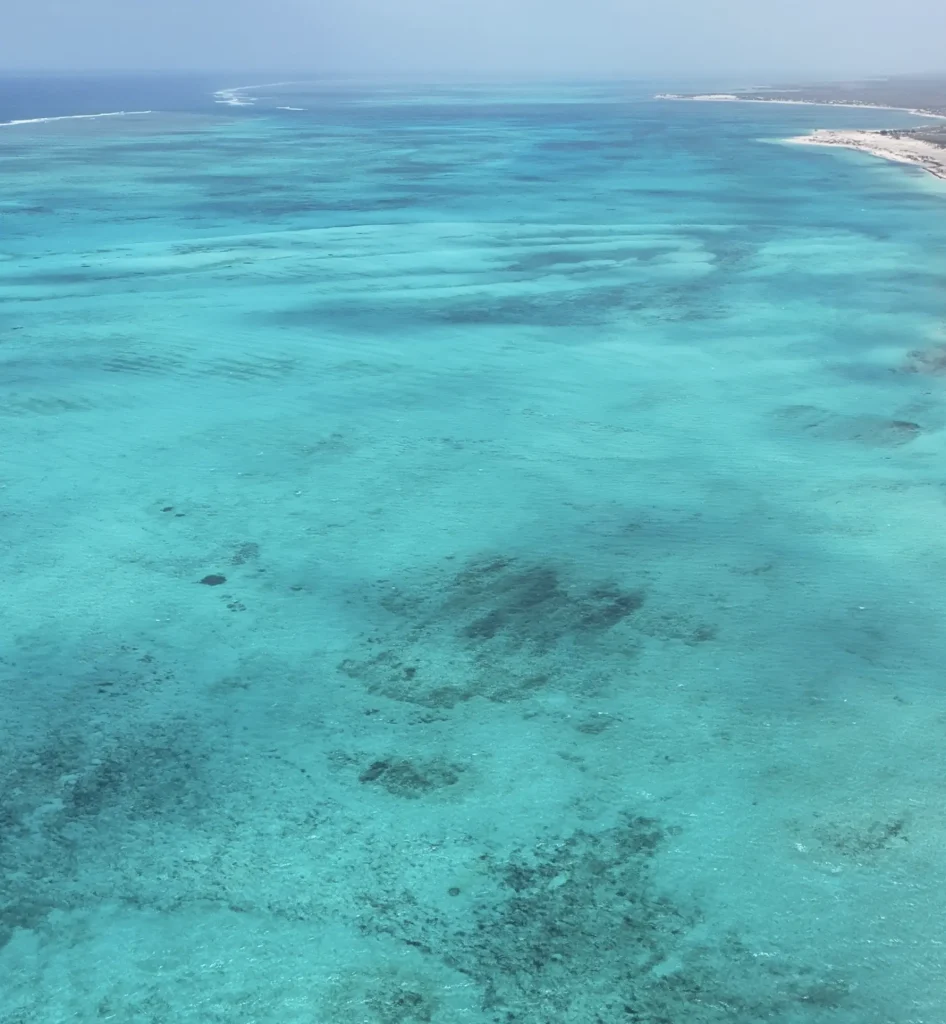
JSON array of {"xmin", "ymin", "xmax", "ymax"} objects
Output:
[
  {"xmin": 785, "ymin": 129, "xmax": 946, "ymax": 182},
  {"xmin": 655, "ymin": 93, "xmax": 946, "ymax": 120}
]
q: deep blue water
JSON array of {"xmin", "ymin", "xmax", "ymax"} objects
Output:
[
  {"xmin": 2, "ymin": 75, "xmax": 946, "ymax": 1023},
  {"xmin": 0, "ymin": 72, "xmax": 230, "ymax": 121}
]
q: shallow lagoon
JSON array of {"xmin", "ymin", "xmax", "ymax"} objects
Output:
[{"xmin": 2, "ymin": 83, "xmax": 946, "ymax": 1022}]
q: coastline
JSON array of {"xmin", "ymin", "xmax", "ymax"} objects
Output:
[
  {"xmin": 654, "ymin": 93, "xmax": 946, "ymax": 120},
  {"xmin": 785, "ymin": 129, "xmax": 946, "ymax": 182}
]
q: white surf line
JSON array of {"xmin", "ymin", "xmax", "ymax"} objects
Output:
[
  {"xmin": 654, "ymin": 94, "xmax": 946, "ymax": 120},
  {"xmin": 213, "ymin": 81, "xmax": 304, "ymax": 107},
  {"xmin": 214, "ymin": 87, "xmax": 256, "ymax": 107},
  {"xmin": 0, "ymin": 110, "xmax": 153, "ymax": 128}
]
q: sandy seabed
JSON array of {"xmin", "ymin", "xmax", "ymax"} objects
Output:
[{"xmin": 5, "ymin": 84, "xmax": 946, "ymax": 1024}]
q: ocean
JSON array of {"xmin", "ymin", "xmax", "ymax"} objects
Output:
[{"xmin": 2, "ymin": 74, "xmax": 946, "ymax": 1022}]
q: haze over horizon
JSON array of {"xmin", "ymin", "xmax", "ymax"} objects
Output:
[{"xmin": 2, "ymin": 0, "xmax": 945, "ymax": 80}]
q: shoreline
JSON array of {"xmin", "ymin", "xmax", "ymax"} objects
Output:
[
  {"xmin": 654, "ymin": 93, "xmax": 946, "ymax": 120},
  {"xmin": 784, "ymin": 129, "xmax": 946, "ymax": 181}
]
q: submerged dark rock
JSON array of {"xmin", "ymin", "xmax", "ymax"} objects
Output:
[
  {"xmin": 774, "ymin": 404, "xmax": 923, "ymax": 447},
  {"xmin": 354, "ymin": 813, "xmax": 854, "ymax": 1021},
  {"xmin": 199, "ymin": 574, "xmax": 227, "ymax": 586},
  {"xmin": 340, "ymin": 553, "xmax": 647, "ymax": 708},
  {"xmin": 903, "ymin": 344, "xmax": 946, "ymax": 375},
  {"xmin": 357, "ymin": 757, "xmax": 464, "ymax": 798}
]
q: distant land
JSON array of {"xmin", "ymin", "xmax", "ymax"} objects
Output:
[
  {"xmin": 656, "ymin": 75, "xmax": 946, "ymax": 118},
  {"xmin": 657, "ymin": 76, "xmax": 946, "ymax": 182}
]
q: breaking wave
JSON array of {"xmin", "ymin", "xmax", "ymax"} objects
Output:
[
  {"xmin": 213, "ymin": 81, "xmax": 302, "ymax": 107},
  {"xmin": 0, "ymin": 110, "xmax": 152, "ymax": 128}
]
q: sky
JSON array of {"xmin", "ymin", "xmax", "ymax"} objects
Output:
[{"xmin": 2, "ymin": 0, "xmax": 945, "ymax": 78}]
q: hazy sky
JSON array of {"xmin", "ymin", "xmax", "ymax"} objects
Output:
[{"xmin": 2, "ymin": 0, "xmax": 945, "ymax": 78}]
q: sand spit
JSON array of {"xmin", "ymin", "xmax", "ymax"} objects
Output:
[
  {"xmin": 655, "ymin": 93, "xmax": 946, "ymax": 120},
  {"xmin": 786, "ymin": 129, "xmax": 946, "ymax": 182}
]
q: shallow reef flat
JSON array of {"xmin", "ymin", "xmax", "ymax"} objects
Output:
[{"xmin": 2, "ymin": 86, "xmax": 946, "ymax": 1022}]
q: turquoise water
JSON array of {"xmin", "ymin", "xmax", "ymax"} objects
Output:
[{"xmin": 3, "ymin": 81, "xmax": 946, "ymax": 1022}]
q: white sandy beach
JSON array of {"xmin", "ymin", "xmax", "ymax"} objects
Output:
[
  {"xmin": 655, "ymin": 93, "xmax": 946, "ymax": 120},
  {"xmin": 786, "ymin": 129, "xmax": 946, "ymax": 181}
]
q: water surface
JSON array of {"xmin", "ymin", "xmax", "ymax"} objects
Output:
[{"xmin": 2, "ymin": 79, "xmax": 946, "ymax": 1023}]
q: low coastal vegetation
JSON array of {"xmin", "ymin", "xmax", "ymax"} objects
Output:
[
  {"xmin": 876, "ymin": 124, "xmax": 946, "ymax": 148},
  {"xmin": 728, "ymin": 76, "xmax": 946, "ymax": 118},
  {"xmin": 659, "ymin": 75, "xmax": 946, "ymax": 151},
  {"xmin": 660, "ymin": 74, "xmax": 946, "ymax": 118},
  {"xmin": 660, "ymin": 76, "xmax": 946, "ymax": 179}
]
